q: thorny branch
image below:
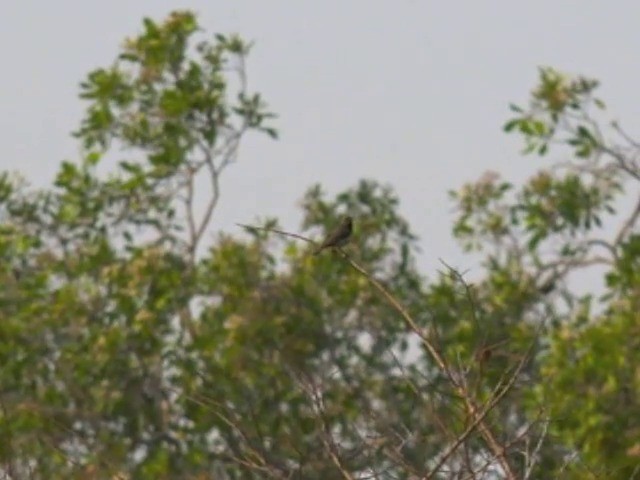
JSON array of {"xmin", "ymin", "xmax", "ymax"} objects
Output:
[{"xmin": 237, "ymin": 223, "xmax": 522, "ymax": 479}]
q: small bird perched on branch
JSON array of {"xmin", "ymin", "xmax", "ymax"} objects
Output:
[{"xmin": 313, "ymin": 216, "xmax": 353, "ymax": 255}]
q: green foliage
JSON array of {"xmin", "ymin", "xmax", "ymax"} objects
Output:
[
  {"xmin": 540, "ymin": 304, "xmax": 640, "ymax": 478},
  {"xmin": 1, "ymin": 14, "xmax": 640, "ymax": 480},
  {"xmin": 503, "ymin": 67, "xmax": 604, "ymax": 157}
]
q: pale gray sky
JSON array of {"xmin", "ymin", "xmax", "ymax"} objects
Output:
[{"xmin": 2, "ymin": 1, "xmax": 639, "ymax": 275}]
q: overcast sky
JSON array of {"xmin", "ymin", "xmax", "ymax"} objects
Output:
[{"xmin": 2, "ymin": 1, "xmax": 639, "ymax": 276}]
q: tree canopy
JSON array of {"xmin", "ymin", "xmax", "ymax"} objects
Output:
[{"xmin": 1, "ymin": 10, "xmax": 639, "ymax": 480}]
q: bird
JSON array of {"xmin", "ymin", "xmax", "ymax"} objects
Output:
[{"xmin": 313, "ymin": 216, "xmax": 353, "ymax": 255}]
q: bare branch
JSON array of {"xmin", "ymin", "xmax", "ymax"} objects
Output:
[
  {"xmin": 522, "ymin": 416, "xmax": 550, "ymax": 480},
  {"xmin": 615, "ymin": 194, "xmax": 640, "ymax": 246},
  {"xmin": 236, "ymin": 223, "xmax": 317, "ymax": 246}
]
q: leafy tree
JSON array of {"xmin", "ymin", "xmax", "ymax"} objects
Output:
[
  {"xmin": 1, "ymin": 11, "xmax": 639, "ymax": 480},
  {"xmin": 0, "ymin": 10, "xmax": 279, "ymax": 479},
  {"xmin": 501, "ymin": 67, "xmax": 640, "ymax": 478}
]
